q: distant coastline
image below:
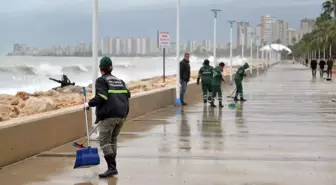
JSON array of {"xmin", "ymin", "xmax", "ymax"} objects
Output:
[{"xmin": 6, "ymin": 52, "xmax": 211, "ymax": 58}]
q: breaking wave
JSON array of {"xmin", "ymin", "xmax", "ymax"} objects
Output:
[{"xmin": 0, "ymin": 62, "xmax": 133, "ymax": 76}]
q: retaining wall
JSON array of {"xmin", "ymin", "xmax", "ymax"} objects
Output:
[{"xmin": 0, "ymin": 67, "xmax": 264, "ymax": 167}]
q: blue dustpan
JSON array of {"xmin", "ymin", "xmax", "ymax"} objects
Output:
[
  {"xmin": 74, "ymin": 147, "xmax": 100, "ymax": 169},
  {"xmin": 228, "ymin": 103, "xmax": 239, "ymax": 109},
  {"xmin": 74, "ymin": 87, "xmax": 100, "ymax": 169}
]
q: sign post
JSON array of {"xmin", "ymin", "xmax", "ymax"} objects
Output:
[{"xmin": 157, "ymin": 31, "xmax": 170, "ymax": 82}]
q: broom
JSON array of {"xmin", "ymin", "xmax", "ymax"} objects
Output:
[
  {"xmin": 72, "ymin": 120, "xmax": 102, "ymax": 149},
  {"xmin": 227, "ymin": 87, "xmax": 236, "ymax": 98}
]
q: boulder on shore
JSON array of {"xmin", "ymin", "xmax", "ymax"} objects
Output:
[{"xmin": 20, "ymin": 97, "xmax": 55, "ymax": 116}]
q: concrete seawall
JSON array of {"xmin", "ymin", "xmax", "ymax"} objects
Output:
[{"xmin": 0, "ymin": 67, "xmax": 265, "ymax": 167}]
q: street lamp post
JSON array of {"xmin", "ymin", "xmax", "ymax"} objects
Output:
[
  {"xmin": 211, "ymin": 9, "xmax": 221, "ymax": 66},
  {"xmin": 174, "ymin": 0, "xmax": 181, "ymax": 106},
  {"xmin": 241, "ymin": 28, "xmax": 245, "ymax": 62},
  {"xmin": 228, "ymin": 20, "xmax": 235, "ymax": 82},
  {"xmin": 249, "ymin": 32, "xmax": 253, "ymax": 75},
  {"xmin": 261, "ymin": 41, "xmax": 264, "ymax": 70},
  {"xmin": 256, "ymin": 36, "xmax": 259, "ymax": 74},
  {"xmin": 90, "ymin": 0, "xmax": 99, "ymax": 140}
]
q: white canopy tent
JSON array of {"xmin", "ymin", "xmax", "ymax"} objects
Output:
[
  {"xmin": 260, "ymin": 44, "xmax": 292, "ymax": 62},
  {"xmin": 260, "ymin": 44, "xmax": 292, "ymax": 54}
]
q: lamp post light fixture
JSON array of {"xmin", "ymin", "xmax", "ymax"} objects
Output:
[{"xmin": 211, "ymin": 9, "xmax": 221, "ymax": 66}]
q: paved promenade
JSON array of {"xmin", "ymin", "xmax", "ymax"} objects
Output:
[{"xmin": 0, "ymin": 61, "xmax": 335, "ymax": 185}]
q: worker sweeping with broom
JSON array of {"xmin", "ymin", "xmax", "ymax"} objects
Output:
[
  {"xmin": 197, "ymin": 59, "xmax": 214, "ymax": 104},
  {"xmin": 234, "ymin": 62, "xmax": 249, "ymax": 102},
  {"xmin": 83, "ymin": 56, "xmax": 131, "ymax": 178},
  {"xmin": 210, "ymin": 62, "xmax": 226, "ymax": 107}
]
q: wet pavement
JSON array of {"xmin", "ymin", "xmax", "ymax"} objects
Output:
[{"xmin": 0, "ymin": 62, "xmax": 335, "ymax": 185}]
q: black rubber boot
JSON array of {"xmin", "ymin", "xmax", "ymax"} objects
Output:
[
  {"xmin": 210, "ymin": 102, "xmax": 216, "ymax": 107},
  {"xmin": 203, "ymin": 99, "xmax": 207, "ymax": 103},
  {"xmin": 219, "ymin": 102, "xmax": 224, "ymax": 108},
  {"xmin": 111, "ymin": 153, "xmax": 117, "ymax": 169},
  {"xmin": 99, "ymin": 155, "xmax": 118, "ymax": 178},
  {"xmin": 240, "ymin": 97, "xmax": 247, "ymax": 102},
  {"xmin": 234, "ymin": 96, "xmax": 239, "ymax": 102}
]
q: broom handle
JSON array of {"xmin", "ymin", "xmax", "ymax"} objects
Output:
[{"xmin": 83, "ymin": 87, "xmax": 90, "ymax": 146}]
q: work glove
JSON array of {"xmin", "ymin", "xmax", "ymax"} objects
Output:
[
  {"xmin": 83, "ymin": 102, "xmax": 90, "ymax": 110},
  {"xmin": 196, "ymin": 77, "xmax": 200, "ymax": 85}
]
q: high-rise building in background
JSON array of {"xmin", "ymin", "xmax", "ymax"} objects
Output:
[
  {"xmin": 202, "ymin": 40, "xmax": 212, "ymax": 51},
  {"xmin": 115, "ymin": 37, "xmax": 122, "ymax": 55},
  {"xmin": 136, "ymin": 38, "xmax": 141, "ymax": 55},
  {"xmin": 109, "ymin": 38, "xmax": 116, "ymax": 55},
  {"xmin": 246, "ymin": 26, "xmax": 255, "ymax": 48},
  {"xmin": 255, "ymin": 24, "xmax": 262, "ymax": 46},
  {"xmin": 131, "ymin": 38, "xmax": 137, "ymax": 55},
  {"xmin": 126, "ymin": 38, "xmax": 133, "ymax": 54},
  {"xmin": 287, "ymin": 28, "xmax": 298, "ymax": 45},
  {"xmin": 261, "ymin": 15, "xmax": 275, "ymax": 44},
  {"xmin": 237, "ymin": 21, "xmax": 250, "ymax": 48},
  {"xmin": 101, "ymin": 37, "xmax": 110, "ymax": 55},
  {"xmin": 186, "ymin": 40, "xmax": 197, "ymax": 53},
  {"xmin": 272, "ymin": 20, "xmax": 288, "ymax": 45},
  {"xmin": 299, "ymin": 18, "xmax": 315, "ymax": 40}
]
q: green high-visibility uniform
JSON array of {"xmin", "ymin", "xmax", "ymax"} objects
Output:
[
  {"xmin": 198, "ymin": 64, "xmax": 214, "ymax": 101},
  {"xmin": 234, "ymin": 63, "xmax": 249, "ymax": 98},
  {"xmin": 211, "ymin": 66, "xmax": 223, "ymax": 103}
]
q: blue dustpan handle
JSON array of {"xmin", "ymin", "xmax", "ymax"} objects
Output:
[{"xmin": 82, "ymin": 87, "xmax": 90, "ymax": 146}]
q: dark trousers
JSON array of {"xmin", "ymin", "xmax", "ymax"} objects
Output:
[
  {"xmin": 327, "ymin": 68, "xmax": 332, "ymax": 78},
  {"xmin": 180, "ymin": 80, "xmax": 188, "ymax": 102},
  {"xmin": 99, "ymin": 118, "xmax": 125, "ymax": 156},
  {"xmin": 235, "ymin": 79, "xmax": 243, "ymax": 98},
  {"xmin": 211, "ymin": 85, "xmax": 222, "ymax": 103},
  {"xmin": 320, "ymin": 68, "xmax": 325, "ymax": 77},
  {"xmin": 201, "ymin": 83, "xmax": 212, "ymax": 101},
  {"xmin": 312, "ymin": 69, "xmax": 316, "ymax": 77}
]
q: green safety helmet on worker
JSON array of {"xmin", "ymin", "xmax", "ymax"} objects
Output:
[
  {"xmin": 99, "ymin": 56, "xmax": 113, "ymax": 68},
  {"xmin": 243, "ymin": 62, "xmax": 249, "ymax": 69}
]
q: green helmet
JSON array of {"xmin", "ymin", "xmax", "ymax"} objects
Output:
[
  {"xmin": 243, "ymin": 62, "xmax": 249, "ymax": 69},
  {"xmin": 99, "ymin": 56, "xmax": 112, "ymax": 68}
]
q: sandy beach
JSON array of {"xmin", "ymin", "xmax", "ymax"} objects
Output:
[{"xmin": 0, "ymin": 68, "xmax": 236, "ymax": 122}]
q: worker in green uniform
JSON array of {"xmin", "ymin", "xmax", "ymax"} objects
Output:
[
  {"xmin": 234, "ymin": 63, "xmax": 249, "ymax": 101},
  {"xmin": 210, "ymin": 62, "xmax": 226, "ymax": 107},
  {"xmin": 197, "ymin": 59, "xmax": 214, "ymax": 103}
]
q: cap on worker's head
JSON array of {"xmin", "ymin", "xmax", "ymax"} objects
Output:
[
  {"xmin": 243, "ymin": 62, "xmax": 249, "ymax": 69},
  {"xmin": 219, "ymin": 62, "xmax": 225, "ymax": 67},
  {"xmin": 203, "ymin": 59, "xmax": 210, "ymax": 65},
  {"xmin": 99, "ymin": 56, "xmax": 112, "ymax": 68}
]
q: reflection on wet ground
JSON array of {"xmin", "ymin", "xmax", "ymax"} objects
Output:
[{"xmin": 0, "ymin": 62, "xmax": 335, "ymax": 185}]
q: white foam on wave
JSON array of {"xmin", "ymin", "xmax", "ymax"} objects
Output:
[{"xmin": 0, "ymin": 56, "xmax": 251, "ymax": 95}]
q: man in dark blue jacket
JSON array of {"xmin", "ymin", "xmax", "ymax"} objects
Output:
[
  {"xmin": 84, "ymin": 56, "xmax": 130, "ymax": 178},
  {"xmin": 179, "ymin": 53, "xmax": 191, "ymax": 105}
]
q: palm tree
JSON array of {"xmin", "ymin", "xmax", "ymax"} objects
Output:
[{"xmin": 322, "ymin": 0, "xmax": 336, "ymax": 19}]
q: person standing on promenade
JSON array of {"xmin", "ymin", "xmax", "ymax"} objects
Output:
[
  {"xmin": 319, "ymin": 59, "xmax": 326, "ymax": 78},
  {"xmin": 180, "ymin": 53, "xmax": 191, "ymax": 106},
  {"xmin": 83, "ymin": 56, "xmax": 131, "ymax": 178},
  {"xmin": 327, "ymin": 58, "xmax": 334, "ymax": 78},
  {"xmin": 305, "ymin": 58, "xmax": 309, "ymax": 67},
  {"xmin": 197, "ymin": 59, "xmax": 214, "ymax": 104},
  {"xmin": 234, "ymin": 63, "xmax": 249, "ymax": 102},
  {"xmin": 210, "ymin": 62, "xmax": 225, "ymax": 108},
  {"xmin": 310, "ymin": 59, "xmax": 317, "ymax": 78}
]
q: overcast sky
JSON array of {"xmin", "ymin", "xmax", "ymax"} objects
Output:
[
  {"xmin": 1, "ymin": 0, "xmax": 321, "ymax": 13},
  {"xmin": 0, "ymin": 0, "xmax": 323, "ymax": 54}
]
